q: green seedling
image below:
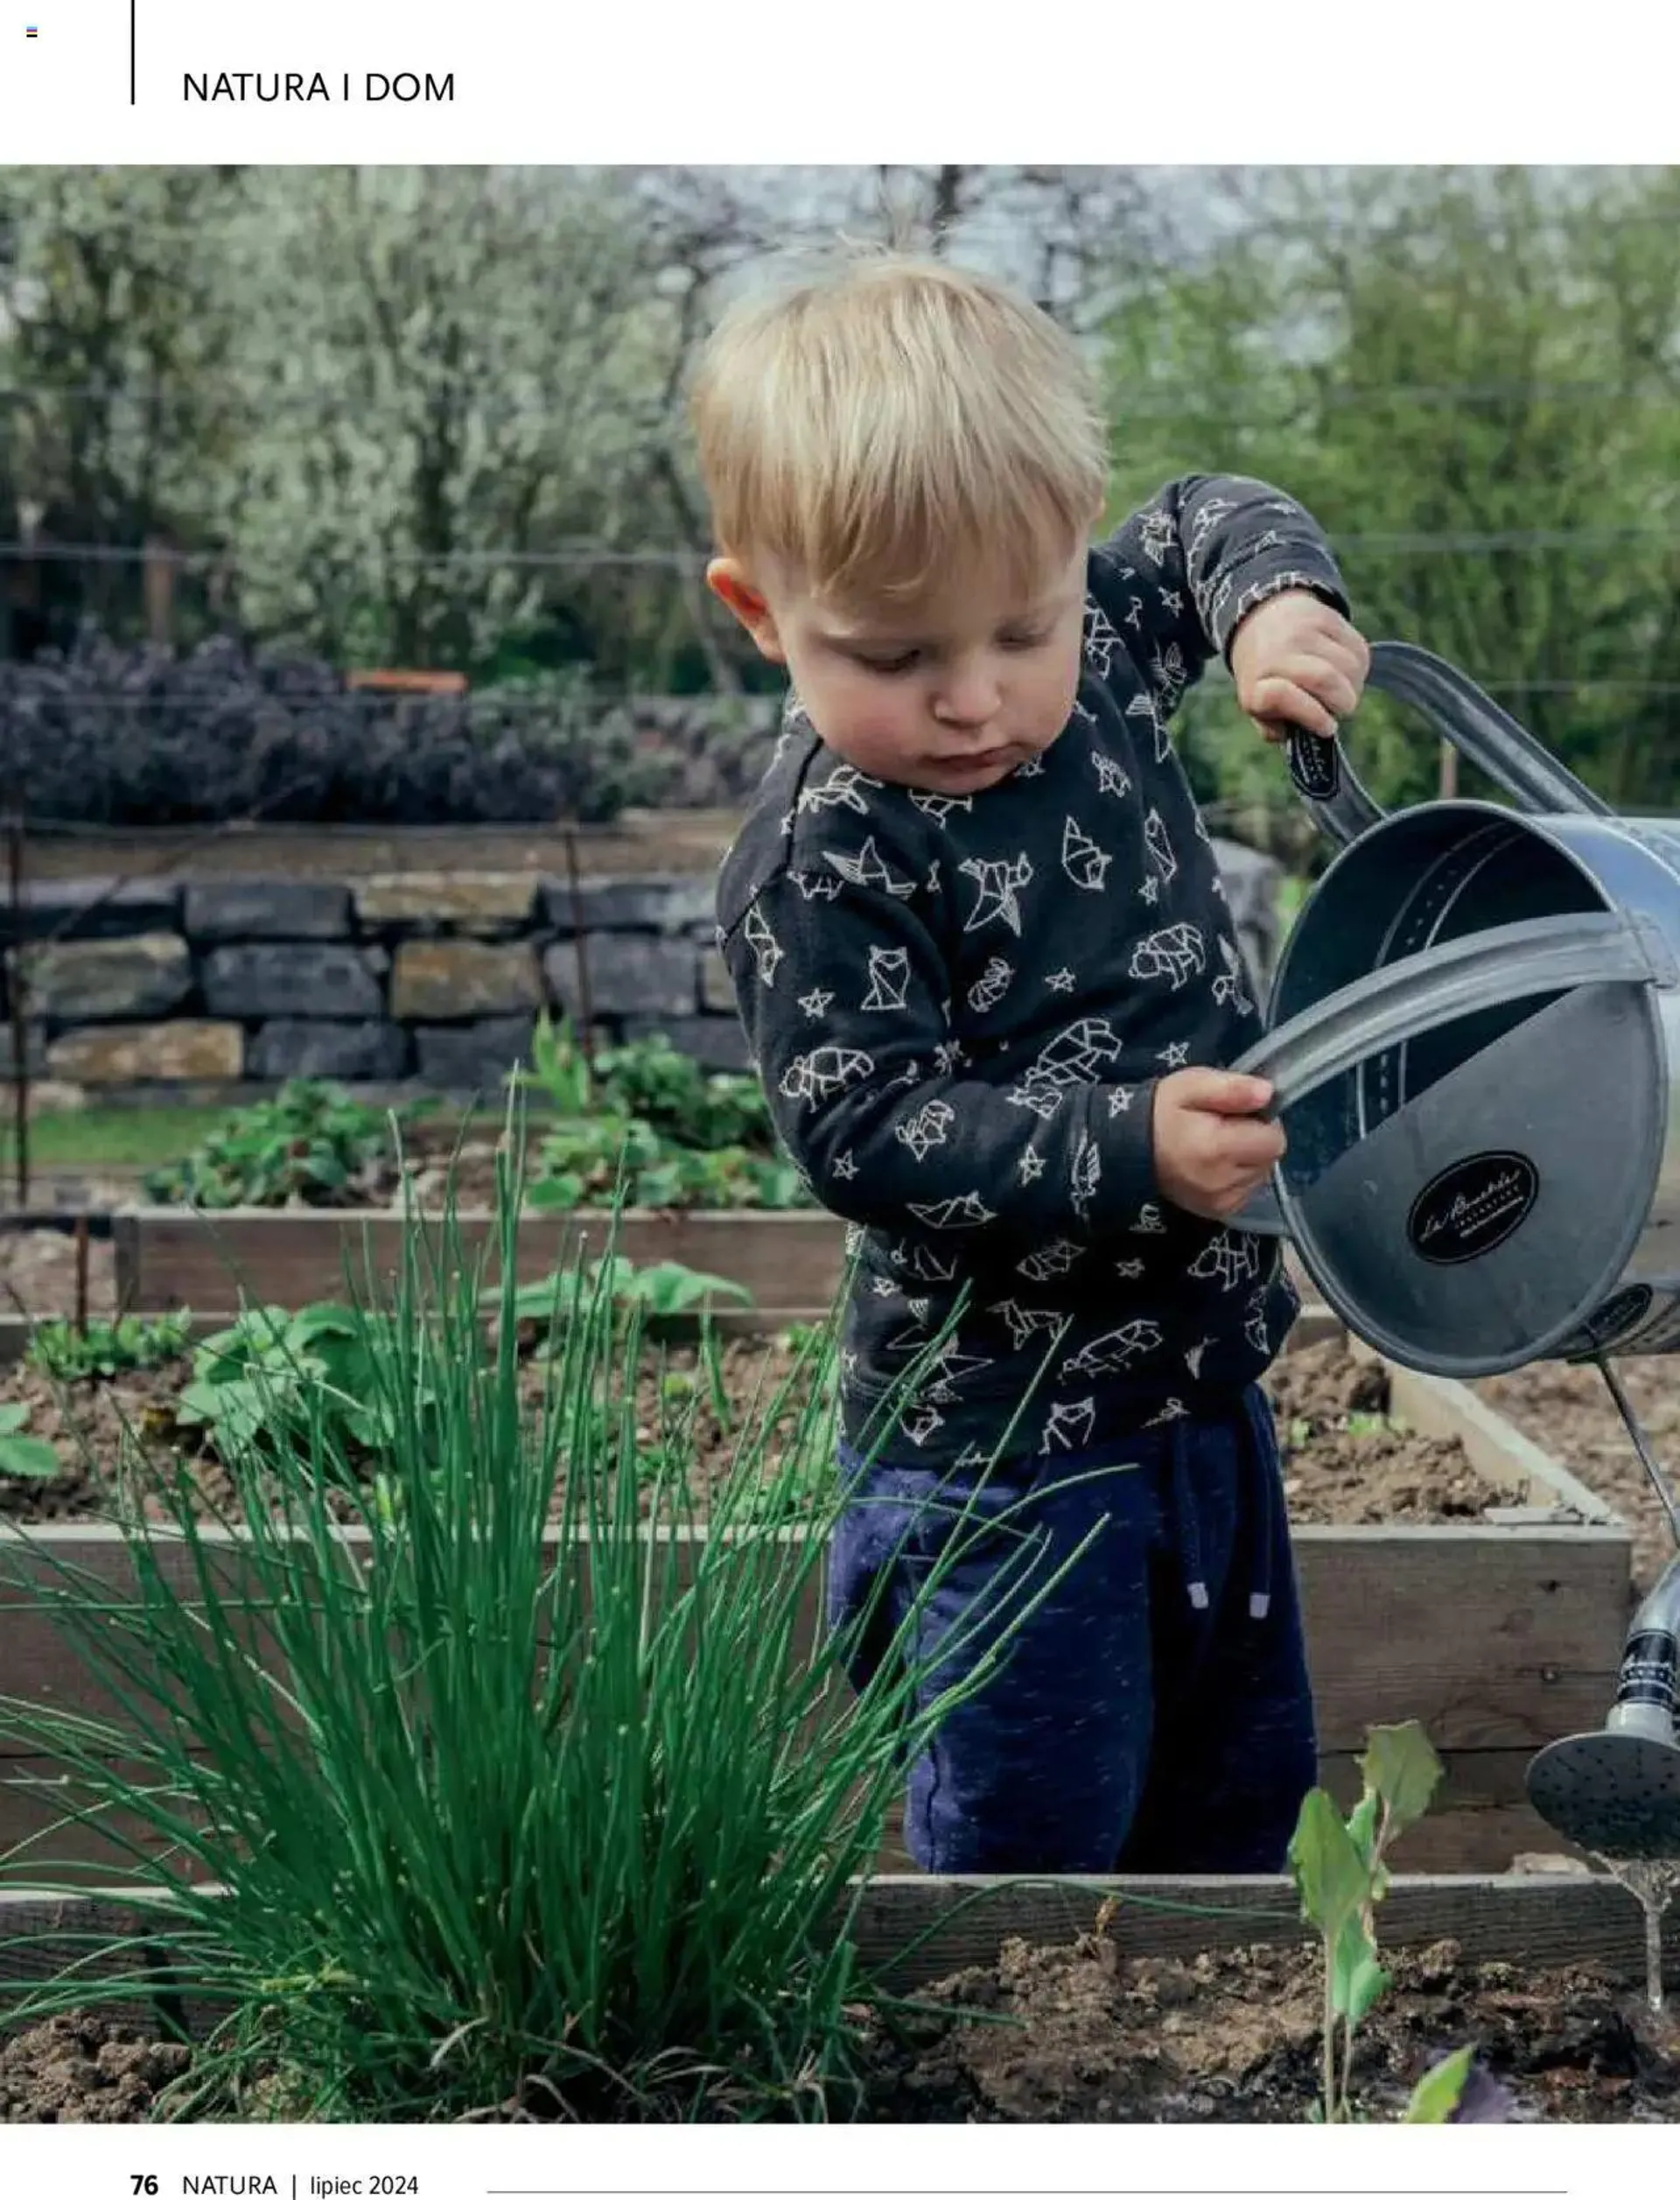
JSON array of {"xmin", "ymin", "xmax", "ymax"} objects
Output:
[
  {"xmin": 592, "ymin": 1029, "xmax": 774, "ymax": 1152},
  {"xmin": 513, "ymin": 1009, "xmax": 595, "ymax": 1115},
  {"xmin": 26, "ymin": 1312, "xmax": 193, "ymax": 1384},
  {"xmin": 0, "ymin": 1402, "xmax": 60, "ymax": 1480},
  {"xmin": 515, "ymin": 1012, "xmax": 775, "ymax": 1154},
  {"xmin": 1289, "ymin": 1720, "xmax": 1474, "ymax": 2124},
  {"xmin": 1403, "ymin": 2044, "xmax": 1478, "ymax": 2122},
  {"xmin": 514, "ymin": 1012, "xmax": 809, "ymax": 1212}
]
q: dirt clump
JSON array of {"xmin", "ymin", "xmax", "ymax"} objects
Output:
[{"xmin": 0, "ymin": 2014, "xmax": 192, "ymax": 2123}]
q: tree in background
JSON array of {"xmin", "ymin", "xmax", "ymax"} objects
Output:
[
  {"xmin": 4, "ymin": 165, "xmax": 1679, "ymax": 820},
  {"xmin": 0, "ymin": 166, "xmax": 251, "ymax": 649},
  {"xmin": 1097, "ymin": 165, "xmax": 1680, "ymax": 828},
  {"xmin": 1, "ymin": 165, "xmax": 1179, "ymax": 687}
]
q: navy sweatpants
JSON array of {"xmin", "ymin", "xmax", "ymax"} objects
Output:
[{"xmin": 826, "ymin": 1386, "xmax": 1317, "ymax": 1874}]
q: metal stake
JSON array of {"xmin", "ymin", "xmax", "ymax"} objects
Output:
[
  {"xmin": 564, "ymin": 829, "xmax": 596, "ymax": 1074},
  {"xmin": 5, "ymin": 802, "xmax": 28, "ymax": 1209},
  {"xmin": 1595, "ymin": 1352, "xmax": 1680, "ymax": 1552}
]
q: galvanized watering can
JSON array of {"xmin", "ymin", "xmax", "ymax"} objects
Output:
[{"xmin": 1222, "ymin": 641, "xmax": 1680, "ymax": 1858}]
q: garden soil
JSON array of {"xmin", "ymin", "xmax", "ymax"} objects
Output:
[
  {"xmin": 0, "ymin": 1333, "xmax": 1519, "ymax": 1532},
  {"xmin": 852, "ymin": 1930, "xmax": 1678, "ymax": 2123},
  {"xmin": 0, "ymin": 1329, "xmax": 820, "ymax": 1527},
  {"xmin": 1476, "ymin": 1359, "xmax": 1678, "ymax": 1592},
  {"xmin": 3, "ymin": 1933, "xmax": 1676, "ymax": 2121}
]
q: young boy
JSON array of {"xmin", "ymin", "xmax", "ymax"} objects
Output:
[{"xmin": 693, "ymin": 250, "xmax": 1370, "ymax": 1876}]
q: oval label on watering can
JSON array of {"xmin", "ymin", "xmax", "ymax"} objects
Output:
[{"xmin": 1406, "ymin": 1151, "xmax": 1540, "ymax": 1265}]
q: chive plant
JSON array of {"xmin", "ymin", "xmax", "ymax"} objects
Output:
[{"xmin": 0, "ymin": 1137, "xmax": 1102, "ymax": 2122}]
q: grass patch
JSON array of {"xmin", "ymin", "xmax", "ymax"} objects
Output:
[
  {"xmin": 0, "ymin": 1104, "xmax": 506, "ymax": 1177},
  {"xmin": 2, "ymin": 1108, "xmax": 240, "ymax": 1174}
]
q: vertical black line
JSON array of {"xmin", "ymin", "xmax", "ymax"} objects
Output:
[{"xmin": 130, "ymin": 0, "xmax": 136, "ymax": 102}]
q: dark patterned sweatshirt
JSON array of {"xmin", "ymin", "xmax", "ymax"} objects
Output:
[{"xmin": 715, "ymin": 474, "xmax": 1350, "ymax": 1471}]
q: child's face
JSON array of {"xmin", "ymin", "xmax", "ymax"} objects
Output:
[{"xmin": 708, "ymin": 543, "xmax": 1088, "ymax": 795}]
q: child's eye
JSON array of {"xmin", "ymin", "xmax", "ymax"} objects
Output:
[
  {"xmin": 1000, "ymin": 628, "xmax": 1053, "ymax": 652},
  {"xmin": 855, "ymin": 649, "xmax": 920, "ymax": 676}
]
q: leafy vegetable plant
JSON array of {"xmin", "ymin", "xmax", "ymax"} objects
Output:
[
  {"xmin": 172, "ymin": 1300, "xmax": 428, "ymax": 1465},
  {"xmin": 592, "ymin": 1027, "xmax": 774, "ymax": 1152},
  {"xmin": 143, "ymin": 1081, "xmax": 430, "ymax": 1210},
  {"xmin": 1289, "ymin": 1720, "xmax": 1495, "ymax": 2125},
  {"xmin": 512, "ymin": 1253, "xmax": 752, "ymax": 1335},
  {"xmin": 515, "ymin": 1013, "xmax": 808, "ymax": 1212},
  {"xmin": 0, "ymin": 1402, "xmax": 60, "ymax": 1481},
  {"xmin": 26, "ymin": 1312, "xmax": 193, "ymax": 1384}
]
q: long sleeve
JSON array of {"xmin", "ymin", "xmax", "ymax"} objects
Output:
[
  {"xmin": 1091, "ymin": 473, "xmax": 1351, "ymax": 718},
  {"xmin": 720, "ymin": 861, "xmax": 1162, "ymax": 1251}
]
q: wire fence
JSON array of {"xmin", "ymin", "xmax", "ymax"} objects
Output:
[
  {"xmin": 9, "ymin": 527, "xmax": 1680, "ymax": 569},
  {"xmin": 8, "ymin": 375, "xmax": 1680, "ymax": 418}
]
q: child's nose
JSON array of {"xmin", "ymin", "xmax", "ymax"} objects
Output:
[{"xmin": 933, "ymin": 664, "xmax": 1002, "ymax": 728}]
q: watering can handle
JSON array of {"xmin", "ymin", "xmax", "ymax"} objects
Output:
[
  {"xmin": 1284, "ymin": 640, "xmax": 1614, "ymax": 848},
  {"xmin": 1227, "ymin": 907, "xmax": 1677, "ymax": 1237}
]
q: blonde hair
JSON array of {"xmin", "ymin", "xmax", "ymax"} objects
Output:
[{"xmin": 689, "ymin": 247, "xmax": 1110, "ymax": 606}]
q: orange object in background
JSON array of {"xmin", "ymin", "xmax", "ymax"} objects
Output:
[{"xmin": 346, "ymin": 669, "xmax": 469, "ymax": 695}]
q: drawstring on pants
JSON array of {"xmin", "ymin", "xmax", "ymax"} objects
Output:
[
  {"xmin": 1241, "ymin": 1384, "xmax": 1277, "ymax": 1620},
  {"xmin": 1167, "ymin": 1419, "xmax": 1210, "ymax": 1611},
  {"xmin": 1167, "ymin": 1390, "xmax": 1278, "ymax": 1620}
]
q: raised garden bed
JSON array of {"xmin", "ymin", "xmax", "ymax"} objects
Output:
[
  {"xmin": 0, "ymin": 1317, "xmax": 1631, "ymax": 1875},
  {"xmin": 0, "ymin": 1873, "xmax": 1673, "ymax": 2120},
  {"xmin": 110, "ymin": 1203, "xmax": 850, "ymax": 1317}
]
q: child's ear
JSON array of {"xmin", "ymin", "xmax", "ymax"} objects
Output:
[{"xmin": 706, "ymin": 557, "xmax": 788, "ymax": 664}]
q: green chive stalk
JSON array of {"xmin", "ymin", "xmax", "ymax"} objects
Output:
[{"xmin": 0, "ymin": 1116, "xmax": 1109, "ymax": 2122}]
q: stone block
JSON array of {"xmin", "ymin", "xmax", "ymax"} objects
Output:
[
  {"xmin": 248, "ymin": 1019, "xmax": 411, "ymax": 1082},
  {"xmin": 414, "ymin": 1016, "xmax": 536, "ymax": 1092},
  {"xmin": 619, "ymin": 1014, "xmax": 750, "ymax": 1075},
  {"xmin": 184, "ymin": 880, "xmax": 353, "ymax": 941},
  {"xmin": 21, "ymin": 1078, "xmax": 87, "ymax": 1118},
  {"xmin": 201, "ymin": 943, "xmax": 387, "ymax": 1020},
  {"xmin": 15, "ymin": 878, "xmax": 181, "ymax": 940},
  {"xmin": 46, "ymin": 1020, "xmax": 244, "ymax": 1083},
  {"xmin": 699, "ymin": 947, "xmax": 737, "ymax": 1015},
  {"xmin": 26, "ymin": 932, "xmax": 192, "ymax": 1020},
  {"xmin": 390, "ymin": 940, "xmax": 542, "ymax": 1021},
  {"xmin": 355, "ymin": 872, "xmax": 537, "ymax": 934},
  {"xmin": 540, "ymin": 874, "xmax": 715, "ymax": 936},
  {"xmin": 543, "ymin": 934, "xmax": 698, "ymax": 1022}
]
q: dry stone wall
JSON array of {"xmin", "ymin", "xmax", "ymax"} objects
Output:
[{"xmin": 1, "ymin": 842, "xmax": 1279, "ymax": 1096}]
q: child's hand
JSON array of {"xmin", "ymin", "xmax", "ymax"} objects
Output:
[
  {"xmin": 1152, "ymin": 1068, "xmax": 1284, "ymax": 1221},
  {"xmin": 1228, "ymin": 589, "xmax": 1369, "ymax": 746}
]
